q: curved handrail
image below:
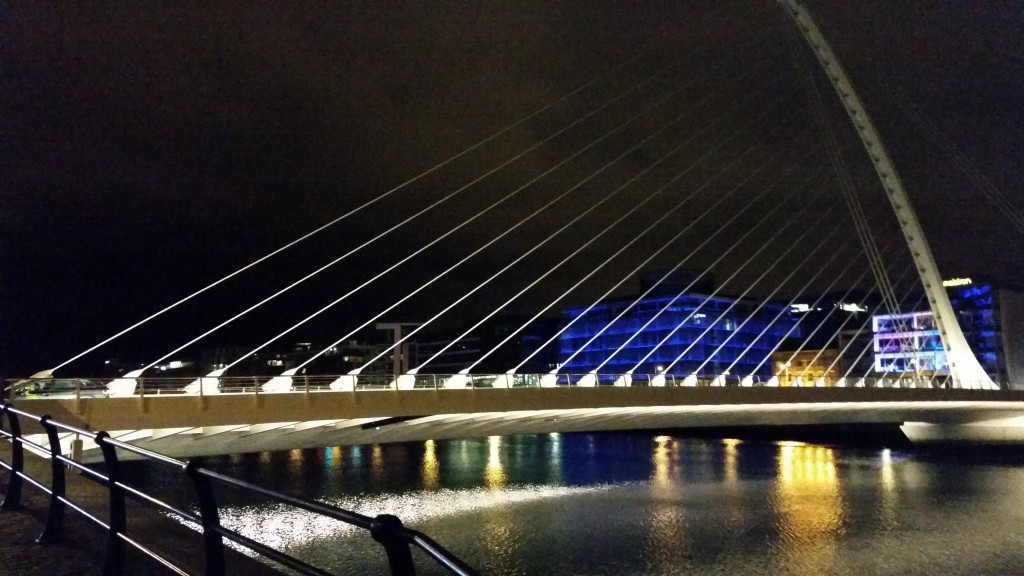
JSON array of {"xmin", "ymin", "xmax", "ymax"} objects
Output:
[{"xmin": 0, "ymin": 402, "xmax": 478, "ymax": 576}]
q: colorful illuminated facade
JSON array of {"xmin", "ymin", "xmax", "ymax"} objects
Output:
[{"xmin": 871, "ymin": 279, "xmax": 1024, "ymax": 388}]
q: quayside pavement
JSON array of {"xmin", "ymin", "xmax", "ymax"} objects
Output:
[{"xmin": 0, "ymin": 442, "xmax": 281, "ymax": 576}]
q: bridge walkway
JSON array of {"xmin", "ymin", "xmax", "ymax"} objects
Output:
[{"xmin": 11, "ymin": 385, "xmax": 1024, "ymax": 463}]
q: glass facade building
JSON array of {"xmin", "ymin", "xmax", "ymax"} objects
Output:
[
  {"xmin": 871, "ymin": 311, "xmax": 947, "ymax": 375},
  {"xmin": 871, "ymin": 280, "xmax": 1024, "ymax": 387},
  {"xmin": 559, "ymin": 294, "xmax": 796, "ymax": 379}
]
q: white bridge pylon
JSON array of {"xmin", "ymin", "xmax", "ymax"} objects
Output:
[{"xmin": 777, "ymin": 0, "xmax": 996, "ymax": 389}]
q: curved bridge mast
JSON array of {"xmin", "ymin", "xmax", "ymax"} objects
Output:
[{"xmin": 777, "ymin": 0, "xmax": 996, "ymax": 389}]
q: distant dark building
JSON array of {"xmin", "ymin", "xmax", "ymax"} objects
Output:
[
  {"xmin": 201, "ymin": 340, "xmax": 390, "ymax": 376},
  {"xmin": 410, "ymin": 315, "xmax": 561, "ymax": 374}
]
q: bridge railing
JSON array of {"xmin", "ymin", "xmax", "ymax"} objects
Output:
[
  {"xmin": 0, "ymin": 402, "xmax": 479, "ymax": 576},
  {"xmin": 3, "ymin": 373, "xmax": 996, "ymax": 400}
]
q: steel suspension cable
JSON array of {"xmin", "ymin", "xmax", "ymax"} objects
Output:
[
  {"xmin": 288, "ymin": 69, "xmax": 783, "ymax": 376},
  {"xmin": 559, "ymin": 159, "xmax": 817, "ymax": 374},
  {"xmin": 826, "ymin": 275, "xmax": 927, "ymax": 386},
  {"xmin": 466, "ymin": 123, "xmax": 793, "ymax": 375},
  {"xmin": 841, "ymin": 275, "xmax": 929, "ymax": 385},
  {"xmin": 719, "ymin": 205, "xmax": 903, "ymax": 379},
  {"xmin": 133, "ymin": 52, "xmax": 713, "ymax": 375},
  {"xmin": 744, "ymin": 234, "xmax": 905, "ymax": 379},
  {"xmin": 510, "ymin": 149, "xmax": 819, "ymax": 375},
  {"xmin": 783, "ymin": 11, "xmax": 902, "ymax": 315},
  {"xmin": 881, "ymin": 81, "xmax": 1024, "ymax": 233},
  {"xmin": 690, "ymin": 209, "xmax": 850, "ymax": 377},
  {"xmin": 349, "ymin": 90, "xmax": 789, "ymax": 377},
  {"xmin": 214, "ymin": 61, "xmax": 725, "ymax": 376},
  {"xmin": 44, "ymin": 41, "xmax": 667, "ymax": 376},
  {"xmin": 654, "ymin": 197, "xmax": 833, "ymax": 376},
  {"xmin": 613, "ymin": 181, "xmax": 815, "ymax": 374},
  {"xmin": 420, "ymin": 101, "xmax": 794, "ymax": 374},
  {"xmin": 717, "ymin": 238, "xmax": 866, "ymax": 379}
]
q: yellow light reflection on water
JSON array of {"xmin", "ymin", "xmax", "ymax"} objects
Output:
[
  {"xmin": 422, "ymin": 439, "xmax": 440, "ymax": 490},
  {"xmin": 642, "ymin": 435, "xmax": 690, "ymax": 569},
  {"xmin": 772, "ymin": 442, "xmax": 844, "ymax": 573},
  {"xmin": 880, "ymin": 449, "xmax": 894, "ymax": 488},
  {"xmin": 879, "ymin": 448, "xmax": 897, "ymax": 530},
  {"xmin": 485, "ymin": 436, "xmax": 506, "ymax": 489},
  {"xmin": 723, "ymin": 439, "xmax": 741, "ymax": 484},
  {"xmin": 371, "ymin": 444, "xmax": 385, "ymax": 483},
  {"xmin": 651, "ymin": 435, "xmax": 679, "ymax": 487},
  {"xmin": 479, "ymin": 444, "xmax": 522, "ymax": 576}
]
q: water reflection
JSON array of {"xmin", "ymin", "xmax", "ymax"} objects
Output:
[
  {"xmin": 723, "ymin": 438, "xmax": 741, "ymax": 484},
  {"xmin": 546, "ymin": 433, "xmax": 562, "ymax": 485},
  {"xmin": 772, "ymin": 441, "xmax": 844, "ymax": 574},
  {"xmin": 370, "ymin": 444, "xmax": 385, "ymax": 484},
  {"xmin": 422, "ymin": 440, "xmax": 439, "ymax": 490},
  {"xmin": 877, "ymin": 448, "xmax": 898, "ymax": 533},
  {"xmin": 644, "ymin": 436, "xmax": 689, "ymax": 571},
  {"xmin": 651, "ymin": 435, "xmax": 678, "ymax": 487},
  {"xmin": 485, "ymin": 436, "xmax": 506, "ymax": 489},
  {"xmin": 160, "ymin": 433, "xmax": 1024, "ymax": 575}
]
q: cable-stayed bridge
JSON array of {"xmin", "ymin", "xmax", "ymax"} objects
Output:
[{"xmin": 8, "ymin": 1, "xmax": 1024, "ymax": 460}]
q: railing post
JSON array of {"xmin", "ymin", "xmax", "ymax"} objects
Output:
[
  {"xmin": 370, "ymin": 513, "xmax": 416, "ymax": 576},
  {"xmin": 37, "ymin": 415, "xmax": 66, "ymax": 544},
  {"xmin": 185, "ymin": 461, "xmax": 226, "ymax": 576},
  {"xmin": 0, "ymin": 405, "xmax": 24, "ymax": 510},
  {"xmin": 94, "ymin": 432, "xmax": 127, "ymax": 576}
]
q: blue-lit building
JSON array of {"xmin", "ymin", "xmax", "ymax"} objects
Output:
[{"xmin": 559, "ymin": 292, "xmax": 797, "ymax": 378}]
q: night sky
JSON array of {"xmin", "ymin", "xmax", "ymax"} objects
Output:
[{"xmin": 3, "ymin": 1, "xmax": 1022, "ymax": 377}]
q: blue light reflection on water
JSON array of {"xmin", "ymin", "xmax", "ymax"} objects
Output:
[{"xmin": 139, "ymin": 433, "xmax": 1024, "ymax": 575}]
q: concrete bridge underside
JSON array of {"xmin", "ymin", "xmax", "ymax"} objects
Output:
[{"xmin": 13, "ymin": 388, "xmax": 1024, "ymax": 464}]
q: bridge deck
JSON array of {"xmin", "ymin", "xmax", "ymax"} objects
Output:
[{"xmin": 11, "ymin": 387, "xmax": 1024, "ymax": 463}]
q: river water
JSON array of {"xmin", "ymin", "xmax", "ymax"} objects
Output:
[{"xmin": 140, "ymin": 431, "xmax": 1024, "ymax": 575}]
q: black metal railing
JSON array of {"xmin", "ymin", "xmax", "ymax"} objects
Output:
[
  {"xmin": 5, "ymin": 373, "xmax": 988, "ymax": 399},
  {"xmin": 0, "ymin": 401, "xmax": 479, "ymax": 576}
]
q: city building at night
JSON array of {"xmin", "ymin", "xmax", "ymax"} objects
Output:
[
  {"xmin": 871, "ymin": 279, "xmax": 1024, "ymax": 388},
  {"xmin": 771, "ymin": 348, "xmax": 842, "ymax": 386},
  {"xmin": 558, "ymin": 290, "xmax": 796, "ymax": 379}
]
